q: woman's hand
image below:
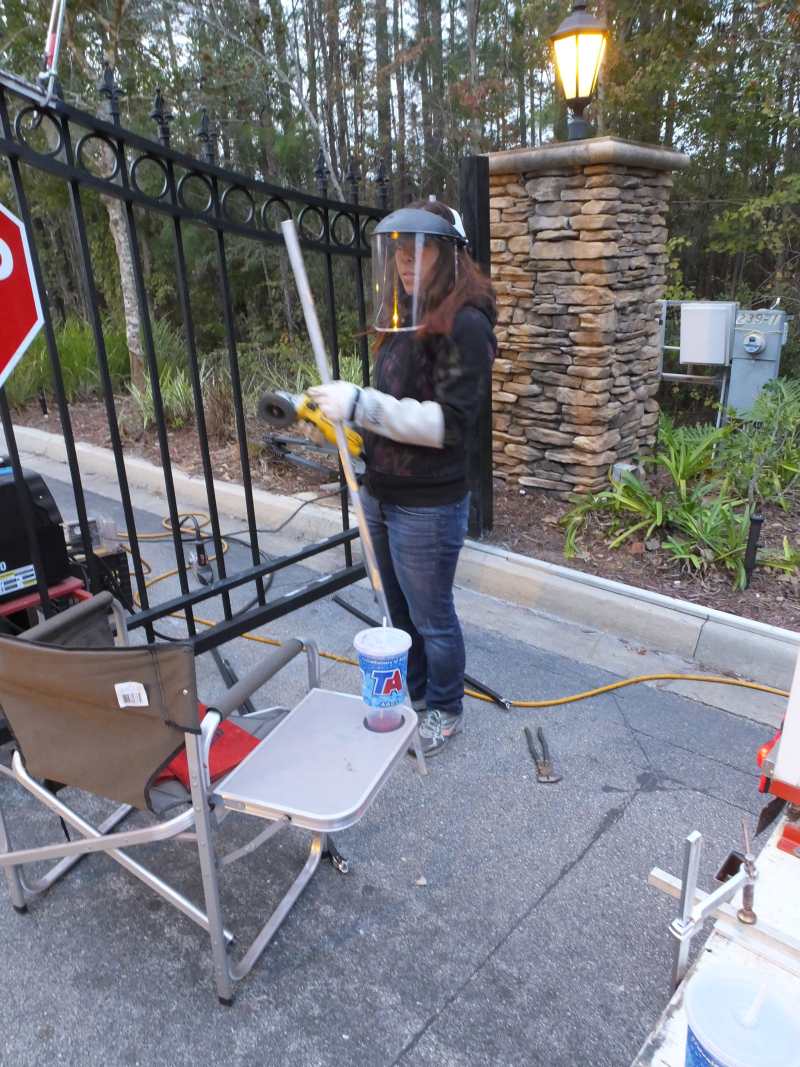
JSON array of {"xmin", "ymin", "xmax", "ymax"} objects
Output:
[{"xmin": 307, "ymin": 381, "xmax": 360, "ymax": 422}]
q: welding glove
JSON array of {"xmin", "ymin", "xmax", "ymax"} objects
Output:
[
  {"xmin": 308, "ymin": 380, "xmax": 444, "ymax": 449},
  {"xmin": 307, "ymin": 381, "xmax": 360, "ymax": 423}
]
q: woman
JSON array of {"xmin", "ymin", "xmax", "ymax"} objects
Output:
[{"xmin": 310, "ymin": 199, "xmax": 497, "ymax": 756}]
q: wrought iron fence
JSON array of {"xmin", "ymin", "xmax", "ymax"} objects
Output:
[
  {"xmin": 0, "ymin": 65, "xmax": 391, "ymax": 651},
  {"xmin": 0, "ymin": 64, "xmax": 493, "ymax": 654}
]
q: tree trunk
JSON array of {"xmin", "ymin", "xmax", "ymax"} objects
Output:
[
  {"xmin": 303, "ymin": 4, "xmax": 319, "ymax": 120},
  {"xmin": 393, "ymin": 0, "xmax": 407, "ymax": 203},
  {"xmin": 429, "ymin": 0, "xmax": 444, "ymax": 193},
  {"xmin": 375, "ymin": 0, "xmax": 392, "ymax": 173},
  {"xmin": 465, "ymin": 0, "xmax": 481, "ymax": 150},
  {"xmin": 325, "ymin": 0, "xmax": 349, "ymax": 179},
  {"xmin": 315, "ymin": 0, "xmax": 339, "ymax": 176},
  {"xmin": 104, "ymin": 194, "xmax": 146, "ymax": 391},
  {"xmin": 529, "ymin": 73, "xmax": 536, "ymax": 147},
  {"xmin": 268, "ymin": 0, "xmax": 293, "ymax": 132},
  {"xmin": 416, "ymin": 0, "xmax": 434, "ymax": 188}
]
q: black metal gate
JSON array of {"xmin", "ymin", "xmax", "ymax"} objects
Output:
[{"xmin": 0, "ymin": 65, "xmax": 492, "ymax": 654}]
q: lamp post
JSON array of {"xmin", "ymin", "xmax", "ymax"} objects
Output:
[{"xmin": 549, "ymin": 0, "xmax": 608, "ymax": 141}]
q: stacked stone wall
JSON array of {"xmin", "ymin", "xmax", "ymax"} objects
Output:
[{"xmin": 489, "ymin": 159, "xmax": 675, "ymax": 495}]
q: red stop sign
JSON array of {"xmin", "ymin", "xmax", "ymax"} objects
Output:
[{"xmin": 0, "ymin": 202, "xmax": 44, "ymax": 391}]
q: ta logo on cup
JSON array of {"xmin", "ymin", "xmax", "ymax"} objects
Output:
[{"xmin": 371, "ymin": 668, "xmax": 404, "ymax": 698}]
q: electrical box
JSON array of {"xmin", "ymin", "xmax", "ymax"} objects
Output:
[
  {"xmin": 726, "ymin": 307, "xmax": 789, "ymax": 413},
  {"xmin": 679, "ymin": 302, "xmax": 737, "ymax": 366}
]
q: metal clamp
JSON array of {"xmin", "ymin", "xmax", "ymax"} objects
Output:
[{"xmin": 665, "ymin": 819, "xmax": 757, "ymax": 988}]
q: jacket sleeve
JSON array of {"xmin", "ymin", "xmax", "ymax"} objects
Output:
[
  {"xmin": 353, "ymin": 388, "xmax": 445, "ymax": 448},
  {"xmin": 435, "ymin": 307, "xmax": 495, "ymax": 448}
]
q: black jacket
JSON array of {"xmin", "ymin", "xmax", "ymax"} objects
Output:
[{"xmin": 362, "ymin": 302, "xmax": 497, "ymax": 506}]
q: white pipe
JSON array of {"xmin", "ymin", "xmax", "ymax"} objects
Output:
[
  {"xmin": 41, "ymin": 0, "xmax": 67, "ymax": 106},
  {"xmin": 280, "ymin": 219, "xmax": 392, "ymax": 625}
]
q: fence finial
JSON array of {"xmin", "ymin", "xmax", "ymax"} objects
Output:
[
  {"xmin": 150, "ymin": 88, "xmax": 173, "ymax": 147},
  {"xmin": 196, "ymin": 108, "xmax": 215, "ymax": 164},
  {"xmin": 96, "ymin": 62, "xmax": 124, "ymax": 126}
]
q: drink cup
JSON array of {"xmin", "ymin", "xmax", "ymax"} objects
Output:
[{"xmin": 354, "ymin": 626, "xmax": 411, "ymax": 732}]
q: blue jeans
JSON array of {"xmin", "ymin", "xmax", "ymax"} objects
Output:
[{"xmin": 361, "ymin": 489, "xmax": 470, "ymax": 716}]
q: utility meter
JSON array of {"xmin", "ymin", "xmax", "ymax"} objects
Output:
[
  {"xmin": 742, "ymin": 332, "xmax": 766, "ymax": 356},
  {"xmin": 726, "ymin": 308, "xmax": 789, "ymax": 412}
]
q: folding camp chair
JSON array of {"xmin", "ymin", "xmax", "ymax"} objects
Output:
[{"xmin": 0, "ymin": 592, "xmax": 424, "ymax": 1003}]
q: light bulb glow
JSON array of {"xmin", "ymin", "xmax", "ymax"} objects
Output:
[{"xmin": 554, "ymin": 30, "xmax": 606, "ymax": 101}]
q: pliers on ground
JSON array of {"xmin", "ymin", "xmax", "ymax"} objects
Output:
[{"xmin": 524, "ymin": 726, "xmax": 562, "ymax": 785}]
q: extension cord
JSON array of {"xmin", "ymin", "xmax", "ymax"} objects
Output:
[{"xmin": 119, "ymin": 511, "xmax": 790, "ymax": 709}]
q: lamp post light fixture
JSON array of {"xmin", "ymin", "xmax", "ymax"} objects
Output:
[{"xmin": 549, "ymin": 0, "xmax": 608, "ymax": 141}]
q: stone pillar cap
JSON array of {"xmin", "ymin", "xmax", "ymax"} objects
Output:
[{"xmin": 488, "ymin": 136, "xmax": 689, "ymax": 175}]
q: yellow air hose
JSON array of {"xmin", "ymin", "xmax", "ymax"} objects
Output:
[{"xmin": 116, "ymin": 512, "xmax": 790, "ymax": 709}]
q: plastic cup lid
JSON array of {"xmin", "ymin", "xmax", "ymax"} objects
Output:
[
  {"xmin": 685, "ymin": 966, "xmax": 800, "ymax": 1067},
  {"xmin": 354, "ymin": 626, "xmax": 412, "ymax": 657}
]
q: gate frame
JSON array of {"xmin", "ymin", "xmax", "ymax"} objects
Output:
[{"xmin": 0, "ymin": 67, "xmax": 387, "ymax": 646}]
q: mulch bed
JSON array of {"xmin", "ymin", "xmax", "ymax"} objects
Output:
[{"xmin": 14, "ymin": 399, "xmax": 800, "ymax": 632}]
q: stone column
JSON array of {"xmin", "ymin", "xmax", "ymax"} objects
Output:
[{"xmin": 488, "ymin": 137, "xmax": 689, "ymax": 496}]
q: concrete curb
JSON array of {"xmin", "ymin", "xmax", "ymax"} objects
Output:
[
  {"xmin": 7, "ymin": 424, "xmax": 799, "ymax": 689},
  {"xmin": 458, "ymin": 543, "xmax": 799, "ymax": 690}
]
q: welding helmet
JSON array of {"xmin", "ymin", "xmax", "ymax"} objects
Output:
[{"xmin": 370, "ymin": 204, "xmax": 468, "ymax": 332}]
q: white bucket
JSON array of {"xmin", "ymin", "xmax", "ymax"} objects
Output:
[{"xmin": 684, "ymin": 965, "xmax": 800, "ymax": 1067}]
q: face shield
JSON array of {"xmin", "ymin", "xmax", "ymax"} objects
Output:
[
  {"xmin": 369, "ymin": 207, "xmax": 466, "ymax": 333},
  {"xmin": 371, "ymin": 232, "xmax": 442, "ymax": 332}
]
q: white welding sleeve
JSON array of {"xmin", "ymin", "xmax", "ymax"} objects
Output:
[{"xmin": 354, "ymin": 387, "xmax": 445, "ymax": 449}]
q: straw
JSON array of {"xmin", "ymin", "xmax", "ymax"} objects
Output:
[{"xmin": 740, "ymin": 977, "xmax": 769, "ymax": 1030}]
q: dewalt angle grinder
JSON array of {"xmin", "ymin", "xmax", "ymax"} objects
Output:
[{"xmin": 257, "ymin": 391, "xmax": 363, "ymax": 458}]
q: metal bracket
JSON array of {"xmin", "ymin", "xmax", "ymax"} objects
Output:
[
  {"xmin": 323, "ymin": 836, "xmax": 350, "ymax": 874},
  {"xmin": 651, "ymin": 823, "xmax": 760, "ymax": 988}
]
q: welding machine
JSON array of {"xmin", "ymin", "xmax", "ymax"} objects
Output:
[{"xmin": 0, "ymin": 460, "xmax": 70, "ymax": 603}]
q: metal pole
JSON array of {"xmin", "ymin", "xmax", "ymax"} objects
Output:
[
  {"xmin": 744, "ymin": 513, "xmax": 764, "ymax": 589},
  {"xmin": 459, "ymin": 154, "xmax": 493, "ymax": 536},
  {"xmin": 280, "ymin": 219, "xmax": 392, "ymax": 625},
  {"xmin": 672, "ymin": 830, "xmax": 702, "ymax": 988}
]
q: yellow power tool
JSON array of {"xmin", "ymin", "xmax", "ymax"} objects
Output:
[{"xmin": 257, "ymin": 391, "xmax": 364, "ymax": 457}]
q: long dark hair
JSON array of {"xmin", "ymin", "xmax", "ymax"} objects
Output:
[
  {"xmin": 412, "ymin": 199, "xmax": 495, "ymax": 337},
  {"xmin": 373, "ymin": 199, "xmax": 495, "ymax": 347}
]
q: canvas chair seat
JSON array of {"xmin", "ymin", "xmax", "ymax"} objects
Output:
[{"xmin": 0, "ymin": 592, "xmax": 424, "ymax": 1003}]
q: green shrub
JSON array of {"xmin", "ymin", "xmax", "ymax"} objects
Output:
[
  {"xmin": 665, "ymin": 494, "xmax": 752, "ymax": 589},
  {"xmin": 561, "ymin": 384, "xmax": 800, "ymax": 589},
  {"xmin": 128, "ymin": 364, "xmax": 194, "ymax": 431},
  {"xmin": 717, "ymin": 379, "xmax": 800, "ymax": 507},
  {"xmin": 200, "ymin": 359, "xmax": 236, "ymax": 442},
  {"xmin": 6, "ymin": 317, "xmax": 129, "ymax": 408}
]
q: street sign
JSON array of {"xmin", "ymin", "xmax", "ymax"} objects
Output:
[{"xmin": 0, "ymin": 202, "xmax": 44, "ymax": 391}]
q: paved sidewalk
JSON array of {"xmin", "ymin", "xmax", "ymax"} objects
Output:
[{"xmin": 0, "ymin": 478, "xmax": 774, "ymax": 1066}]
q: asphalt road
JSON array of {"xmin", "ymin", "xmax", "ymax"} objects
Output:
[{"xmin": 0, "ymin": 476, "xmax": 771, "ymax": 1066}]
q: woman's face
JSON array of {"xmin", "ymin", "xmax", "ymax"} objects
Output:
[{"xmin": 394, "ymin": 237, "xmax": 440, "ymax": 295}]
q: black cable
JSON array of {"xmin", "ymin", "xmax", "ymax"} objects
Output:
[{"xmin": 211, "ymin": 488, "xmax": 343, "ymax": 541}]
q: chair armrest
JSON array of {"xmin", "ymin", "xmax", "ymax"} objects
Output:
[
  {"xmin": 211, "ymin": 639, "xmax": 305, "ymax": 719},
  {"xmin": 21, "ymin": 590, "xmax": 116, "ymax": 646}
]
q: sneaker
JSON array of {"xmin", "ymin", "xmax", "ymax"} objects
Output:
[{"xmin": 417, "ymin": 708, "xmax": 463, "ymax": 758}]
